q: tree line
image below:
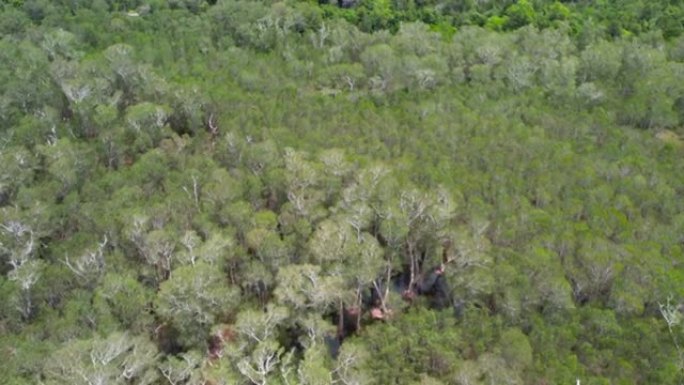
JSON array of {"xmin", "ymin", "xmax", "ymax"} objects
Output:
[{"xmin": 2, "ymin": 0, "xmax": 684, "ymax": 384}]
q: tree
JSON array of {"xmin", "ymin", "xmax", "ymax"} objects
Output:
[
  {"xmin": 358, "ymin": 307, "xmax": 461, "ymax": 383},
  {"xmin": 36, "ymin": 138, "xmax": 93, "ymax": 200},
  {"xmin": 299, "ymin": 344, "xmax": 334, "ymax": 385},
  {"xmin": 62, "ymin": 236, "xmax": 108, "ymax": 289},
  {"xmin": 283, "ymin": 147, "xmax": 325, "ymax": 219},
  {"xmin": 124, "ymin": 102, "xmax": 172, "ymax": 152},
  {"xmin": 499, "ymin": 328, "xmax": 533, "ymax": 372},
  {"xmin": 236, "ymin": 340, "xmax": 292, "ymax": 385},
  {"xmin": 227, "ymin": 305, "xmax": 298, "ymax": 385},
  {"xmin": 176, "ymin": 229, "xmax": 233, "ymax": 268},
  {"xmin": 275, "ymin": 264, "xmax": 344, "ymax": 312},
  {"xmin": 200, "ymin": 168, "xmax": 244, "ymax": 215},
  {"xmin": 93, "ymin": 272, "xmax": 154, "ymax": 332},
  {"xmin": 0, "ymin": 220, "xmax": 42, "ymax": 321},
  {"xmin": 0, "ymin": 145, "xmax": 35, "ymax": 206},
  {"xmin": 504, "ymin": 0, "xmax": 537, "ymax": 29},
  {"xmin": 158, "ymin": 350, "xmax": 204, "ymax": 385},
  {"xmin": 0, "ymin": 39, "xmax": 61, "ymax": 129},
  {"xmin": 360, "ymin": 43, "xmax": 399, "ymax": 93},
  {"xmin": 41, "ymin": 332, "xmax": 159, "ymax": 385},
  {"xmin": 123, "ymin": 215, "xmax": 176, "ymax": 284},
  {"xmin": 155, "ymin": 262, "xmax": 240, "ymax": 349}
]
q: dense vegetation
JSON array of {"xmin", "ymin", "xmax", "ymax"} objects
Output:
[{"xmin": 3, "ymin": 0, "xmax": 684, "ymax": 384}]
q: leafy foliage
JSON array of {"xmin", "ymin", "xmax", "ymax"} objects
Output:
[{"xmin": 2, "ymin": 1, "xmax": 684, "ymax": 384}]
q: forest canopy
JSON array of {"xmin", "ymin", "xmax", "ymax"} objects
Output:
[{"xmin": 2, "ymin": 0, "xmax": 684, "ymax": 384}]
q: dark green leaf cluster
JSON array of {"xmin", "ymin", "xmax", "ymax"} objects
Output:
[{"xmin": 316, "ymin": 0, "xmax": 684, "ymax": 39}]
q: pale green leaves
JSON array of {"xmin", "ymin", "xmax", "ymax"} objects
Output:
[
  {"xmin": 125, "ymin": 102, "xmax": 170, "ymax": 133},
  {"xmin": 156, "ymin": 263, "xmax": 240, "ymax": 348},
  {"xmin": 307, "ymin": 218, "xmax": 384, "ymax": 287},
  {"xmin": 307, "ymin": 219, "xmax": 354, "ymax": 266},
  {"xmin": 275, "ymin": 264, "xmax": 344, "ymax": 311},
  {"xmin": 40, "ymin": 28, "xmax": 82, "ymax": 61},
  {"xmin": 298, "ymin": 344, "xmax": 333, "ymax": 385},
  {"xmin": 178, "ymin": 230, "xmax": 234, "ymax": 268},
  {"xmin": 0, "ymin": 146, "xmax": 35, "ymax": 204},
  {"xmin": 94, "ymin": 272, "xmax": 153, "ymax": 332},
  {"xmin": 1, "ymin": 220, "xmax": 42, "ymax": 319},
  {"xmin": 63, "ymin": 237, "xmax": 108, "ymax": 288},
  {"xmin": 235, "ymin": 305, "xmax": 289, "ymax": 346},
  {"xmin": 284, "ymin": 147, "xmax": 325, "ymax": 218},
  {"xmin": 42, "ymin": 332, "xmax": 159, "ymax": 385},
  {"xmin": 36, "ymin": 138, "xmax": 90, "ymax": 195},
  {"xmin": 229, "ymin": 306, "xmax": 297, "ymax": 385},
  {"xmin": 237, "ymin": 340, "xmax": 288, "ymax": 385},
  {"xmin": 158, "ymin": 351, "xmax": 204, "ymax": 385}
]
